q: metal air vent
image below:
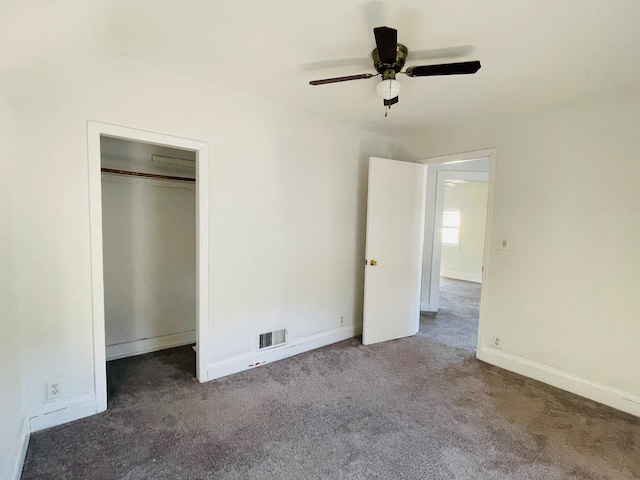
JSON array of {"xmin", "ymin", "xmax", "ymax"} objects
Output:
[{"xmin": 259, "ymin": 329, "xmax": 287, "ymax": 349}]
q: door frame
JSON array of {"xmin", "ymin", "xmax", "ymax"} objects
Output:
[
  {"xmin": 87, "ymin": 121, "xmax": 210, "ymax": 413},
  {"xmin": 418, "ymin": 148, "xmax": 496, "ymax": 355}
]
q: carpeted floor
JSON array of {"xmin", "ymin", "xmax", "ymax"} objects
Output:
[
  {"xmin": 21, "ymin": 279, "xmax": 640, "ymax": 479},
  {"xmin": 421, "ymin": 277, "xmax": 482, "ymax": 353}
]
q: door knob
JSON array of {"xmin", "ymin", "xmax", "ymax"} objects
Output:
[{"xmin": 370, "ymin": 259, "xmax": 378, "ymax": 266}]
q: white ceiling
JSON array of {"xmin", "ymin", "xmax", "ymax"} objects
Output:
[{"xmin": 2, "ymin": 0, "xmax": 640, "ymax": 138}]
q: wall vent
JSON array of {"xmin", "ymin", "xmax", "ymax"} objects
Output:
[{"xmin": 259, "ymin": 328, "xmax": 287, "ymax": 349}]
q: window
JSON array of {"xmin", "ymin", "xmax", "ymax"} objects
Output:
[{"xmin": 442, "ymin": 207, "xmax": 461, "ymax": 248}]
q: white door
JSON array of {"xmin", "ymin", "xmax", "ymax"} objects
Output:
[{"xmin": 362, "ymin": 157, "xmax": 427, "ymax": 345}]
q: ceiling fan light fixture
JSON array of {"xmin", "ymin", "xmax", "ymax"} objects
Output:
[
  {"xmin": 376, "ymin": 78, "xmax": 401, "ymax": 100},
  {"xmin": 308, "ymin": 26, "xmax": 482, "ymax": 113}
]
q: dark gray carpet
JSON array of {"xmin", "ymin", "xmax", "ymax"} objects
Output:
[
  {"xmin": 421, "ymin": 277, "xmax": 482, "ymax": 352},
  {"xmin": 22, "ymin": 279, "xmax": 640, "ymax": 479}
]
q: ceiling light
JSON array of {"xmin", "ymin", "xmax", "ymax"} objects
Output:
[{"xmin": 376, "ymin": 79, "xmax": 401, "ymax": 100}]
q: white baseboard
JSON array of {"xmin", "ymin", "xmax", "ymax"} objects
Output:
[
  {"xmin": 29, "ymin": 392, "xmax": 97, "ymax": 432},
  {"xmin": 477, "ymin": 346, "xmax": 640, "ymax": 418},
  {"xmin": 9, "ymin": 416, "xmax": 29, "ymax": 480},
  {"xmin": 441, "ymin": 269, "xmax": 482, "ymax": 283},
  {"xmin": 106, "ymin": 330, "xmax": 196, "ymax": 361},
  {"xmin": 207, "ymin": 325, "xmax": 361, "ymax": 381}
]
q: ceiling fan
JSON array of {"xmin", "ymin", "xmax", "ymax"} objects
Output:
[{"xmin": 309, "ymin": 26, "xmax": 481, "ymax": 115}]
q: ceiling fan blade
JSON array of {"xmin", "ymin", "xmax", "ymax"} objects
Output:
[
  {"xmin": 309, "ymin": 73, "xmax": 375, "ymax": 85},
  {"xmin": 373, "ymin": 26, "xmax": 397, "ymax": 65},
  {"xmin": 405, "ymin": 60, "xmax": 481, "ymax": 77}
]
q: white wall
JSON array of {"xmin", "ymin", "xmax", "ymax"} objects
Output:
[
  {"xmin": 0, "ymin": 95, "xmax": 28, "ymax": 479},
  {"xmin": 10, "ymin": 55, "xmax": 396, "ymax": 428},
  {"xmin": 406, "ymin": 87, "xmax": 640, "ymax": 415},
  {"xmin": 101, "ymin": 174, "xmax": 196, "ymax": 359},
  {"xmin": 441, "ymin": 182, "xmax": 488, "ymax": 282}
]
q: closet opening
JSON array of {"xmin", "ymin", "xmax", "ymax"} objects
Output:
[
  {"xmin": 87, "ymin": 122, "xmax": 210, "ymax": 413},
  {"xmin": 100, "ymin": 136, "xmax": 197, "ymax": 394}
]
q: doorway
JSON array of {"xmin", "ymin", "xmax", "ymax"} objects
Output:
[
  {"xmin": 418, "ymin": 149, "xmax": 496, "ymax": 355},
  {"xmin": 101, "ymin": 136, "xmax": 197, "ymax": 364},
  {"xmin": 422, "ymin": 170, "xmax": 489, "ymax": 352},
  {"xmin": 87, "ymin": 122, "xmax": 209, "ymax": 413}
]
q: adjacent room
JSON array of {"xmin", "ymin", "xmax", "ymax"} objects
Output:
[
  {"xmin": 419, "ymin": 157, "xmax": 490, "ymax": 353},
  {"xmin": 422, "ymin": 175, "xmax": 489, "ymax": 352},
  {"xmin": 1, "ymin": 1, "xmax": 639, "ymax": 479}
]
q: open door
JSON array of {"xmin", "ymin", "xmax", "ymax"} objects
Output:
[{"xmin": 362, "ymin": 157, "xmax": 426, "ymax": 345}]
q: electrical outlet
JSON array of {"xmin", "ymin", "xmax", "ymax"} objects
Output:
[
  {"xmin": 492, "ymin": 335, "xmax": 502, "ymax": 349},
  {"xmin": 46, "ymin": 380, "xmax": 61, "ymax": 400},
  {"xmin": 500, "ymin": 238, "xmax": 510, "ymax": 250},
  {"xmin": 340, "ymin": 315, "xmax": 345, "ymax": 325}
]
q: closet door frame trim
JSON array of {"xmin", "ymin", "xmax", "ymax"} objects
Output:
[{"xmin": 87, "ymin": 121, "xmax": 210, "ymax": 412}]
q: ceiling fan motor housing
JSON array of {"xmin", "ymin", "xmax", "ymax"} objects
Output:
[{"xmin": 373, "ymin": 43, "xmax": 408, "ymax": 80}]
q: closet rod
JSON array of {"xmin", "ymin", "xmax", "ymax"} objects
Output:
[{"xmin": 101, "ymin": 168, "xmax": 195, "ymax": 183}]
